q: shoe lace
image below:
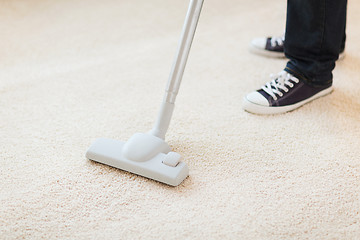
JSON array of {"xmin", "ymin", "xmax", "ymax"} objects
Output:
[
  {"xmin": 262, "ymin": 71, "xmax": 299, "ymax": 101},
  {"xmin": 270, "ymin": 34, "xmax": 285, "ymax": 47}
]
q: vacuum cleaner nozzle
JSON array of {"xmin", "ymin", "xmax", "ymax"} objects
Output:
[{"xmin": 86, "ymin": 134, "xmax": 189, "ymax": 186}]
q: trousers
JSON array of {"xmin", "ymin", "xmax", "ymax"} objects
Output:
[{"xmin": 284, "ymin": 0, "xmax": 348, "ymax": 86}]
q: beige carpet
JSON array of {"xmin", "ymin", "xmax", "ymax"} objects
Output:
[{"xmin": 1, "ymin": 0, "xmax": 360, "ymax": 239}]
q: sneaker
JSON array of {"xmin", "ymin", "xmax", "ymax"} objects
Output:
[
  {"xmin": 250, "ymin": 35, "xmax": 285, "ymax": 58},
  {"xmin": 250, "ymin": 35, "xmax": 345, "ymax": 59},
  {"xmin": 242, "ymin": 71, "xmax": 333, "ymax": 114}
]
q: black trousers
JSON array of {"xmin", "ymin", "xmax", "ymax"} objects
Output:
[{"xmin": 284, "ymin": 0, "xmax": 347, "ymax": 86}]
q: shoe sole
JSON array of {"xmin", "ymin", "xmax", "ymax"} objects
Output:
[
  {"xmin": 249, "ymin": 44, "xmax": 285, "ymax": 58},
  {"xmin": 242, "ymin": 86, "xmax": 334, "ymax": 115}
]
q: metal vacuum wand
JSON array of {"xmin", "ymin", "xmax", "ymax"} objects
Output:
[{"xmin": 150, "ymin": 0, "xmax": 204, "ymax": 139}]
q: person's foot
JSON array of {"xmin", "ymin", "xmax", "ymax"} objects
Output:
[
  {"xmin": 250, "ymin": 35, "xmax": 285, "ymax": 58},
  {"xmin": 250, "ymin": 35, "xmax": 345, "ymax": 59},
  {"xmin": 242, "ymin": 71, "xmax": 333, "ymax": 115}
]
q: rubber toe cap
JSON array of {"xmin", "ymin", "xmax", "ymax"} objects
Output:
[
  {"xmin": 251, "ymin": 37, "xmax": 267, "ymax": 49},
  {"xmin": 245, "ymin": 91, "xmax": 269, "ymax": 106}
]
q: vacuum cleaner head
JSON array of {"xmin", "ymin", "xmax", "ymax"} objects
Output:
[
  {"xmin": 86, "ymin": 133, "xmax": 189, "ymax": 186},
  {"xmin": 86, "ymin": 0, "xmax": 203, "ymax": 187}
]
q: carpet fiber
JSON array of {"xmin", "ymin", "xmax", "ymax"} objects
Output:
[{"xmin": 1, "ymin": 0, "xmax": 359, "ymax": 239}]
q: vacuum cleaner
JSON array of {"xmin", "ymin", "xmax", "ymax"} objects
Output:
[{"xmin": 86, "ymin": 0, "xmax": 204, "ymax": 186}]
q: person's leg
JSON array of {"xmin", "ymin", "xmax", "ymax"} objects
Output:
[
  {"xmin": 284, "ymin": 0, "xmax": 347, "ymax": 86},
  {"xmin": 250, "ymin": 0, "xmax": 347, "ymax": 60},
  {"xmin": 249, "ymin": 33, "xmax": 346, "ymax": 59},
  {"xmin": 242, "ymin": 0, "xmax": 347, "ymax": 115}
]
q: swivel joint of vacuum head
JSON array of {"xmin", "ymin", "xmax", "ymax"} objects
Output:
[{"xmin": 122, "ymin": 133, "xmax": 171, "ymax": 162}]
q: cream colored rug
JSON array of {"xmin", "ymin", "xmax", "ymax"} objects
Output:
[{"xmin": 1, "ymin": 0, "xmax": 360, "ymax": 239}]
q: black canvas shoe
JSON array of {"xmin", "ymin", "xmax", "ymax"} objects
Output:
[
  {"xmin": 250, "ymin": 35, "xmax": 345, "ymax": 59},
  {"xmin": 242, "ymin": 71, "xmax": 333, "ymax": 114},
  {"xmin": 250, "ymin": 35, "xmax": 285, "ymax": 58}
]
